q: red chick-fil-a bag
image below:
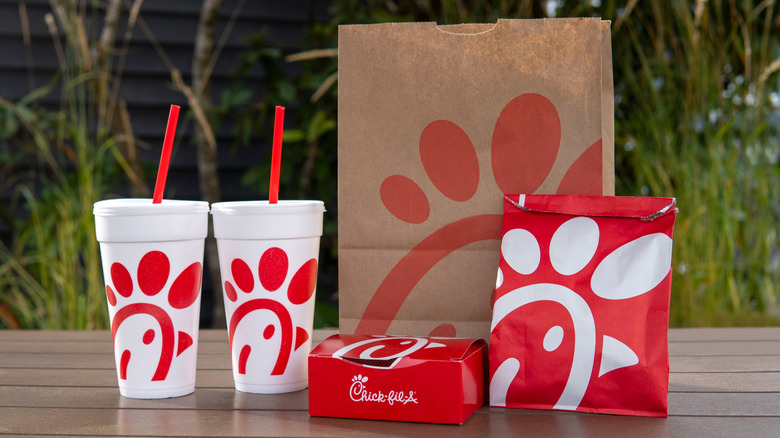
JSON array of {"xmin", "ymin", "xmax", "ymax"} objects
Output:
[{"xmin": 489, "ymin": 194, "xmax": 677, "ymax": 417}]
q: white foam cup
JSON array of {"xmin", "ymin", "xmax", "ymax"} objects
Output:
[
  {"xmin": 210, "ymin": 200, "xmax": 325, "ymax": 393},
  {"xmin": 94, "ymin": 199, "xmax": 208, "ymax": 398}
]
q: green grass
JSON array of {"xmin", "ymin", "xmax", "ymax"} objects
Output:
[
  {"xmin": 0, "ymin": 88, "xmax": 115, "ymax": 329},
  {"xmin": 608, "ymin": 0, "xmax": 780, "ymax": 326},
  {"xmin": 0, "ymin": 3, "xmax": 126, "ymax": 329}
]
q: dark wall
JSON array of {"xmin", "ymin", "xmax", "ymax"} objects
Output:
[{"xmin": 1, "ymin": 0, "xmax": 328, "ymax": 198}]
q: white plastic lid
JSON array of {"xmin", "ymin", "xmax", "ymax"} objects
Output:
[
  {"xmin": 94, "ymin": 199, "xmax": 209, "ymax": 242},
  {"xmin": 210, "ymin": 200, "xmax": 325, "ymax": 240},
  {"xmin": 93, "ymin": 198, "xmax": 210, "ymax": 216},
  {"xmin": 210, "ymin": 200, "xmax": 325, "ymax": 216}
]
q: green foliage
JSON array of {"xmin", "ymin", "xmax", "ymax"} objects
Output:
[
  {"xmin": 0, "ymin": 95, "xmax": 114, "ymax": 329},
  {"xmin": 0, "ymin": 4, "xmax": 127, "ymax": 329},
  {"xmin": 608, "ymin": 1, "xmax": 780, "ymax": 326}
]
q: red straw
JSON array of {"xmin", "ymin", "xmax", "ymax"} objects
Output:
[
  {"xmin": 269, "ymin": 106, "xmax": 285, "ymax": 204},
  {"xmin": 152, "ymin": 105, "xmax": 180, "ymax": 204}
]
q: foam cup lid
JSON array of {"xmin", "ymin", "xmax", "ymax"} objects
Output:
[
  {"xmin": 210, "ymin": 200, "xmax": 325, "ymax": 215},
  {"xmin": 93, "ymin": 198, "xmax": 209, "ymax": 216}
]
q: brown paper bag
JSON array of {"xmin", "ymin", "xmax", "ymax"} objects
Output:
[{"xmin": 338, "ymin": 18, "xmax": 615, "ymax": 339}]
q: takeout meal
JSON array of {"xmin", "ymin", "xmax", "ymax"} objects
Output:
[{"xmin": 94, "ymin": 17, "xmax": 675, "ymax": 422}]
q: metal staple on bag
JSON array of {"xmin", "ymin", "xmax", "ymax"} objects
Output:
[
  {"xmin": 503, "ymin": 195, "xmax": 530, "ymax": 211},
  {"xmin": 640, "ymin": 199, "xmax": 677, "ymax": 222}
]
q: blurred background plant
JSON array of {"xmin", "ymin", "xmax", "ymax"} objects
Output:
[
  {"xmin": 0, "ymin": 0, "xmax": 142, "ymax": 328},
  {"xmin": 1, "ymin": 0, "xmax": 778, "ymax": 329},
  {"xmin": 604, "ymin": 0, "xmax": 780, "ymax": 325}
]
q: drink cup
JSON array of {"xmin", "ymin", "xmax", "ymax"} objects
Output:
[
  {"xmin": 210, "ymin": 200, "xmax": 325, "ymax": 393},
  {"xmin": 94, "ymin": 199, "xmax": 209, "ymax": 399}
]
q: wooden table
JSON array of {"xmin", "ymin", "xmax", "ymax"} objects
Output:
[{"xmin": 1, "ymin": 328, "xmax": 779, "ymax": 437}]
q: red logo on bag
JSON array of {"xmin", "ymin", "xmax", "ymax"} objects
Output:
[
  {"xmin": 490, "ymin": 200, "xmax": 673, "ymax": 416},
  {"xmin": 358, "ymin": 94, "xmax": 604, "ymax": 336}
]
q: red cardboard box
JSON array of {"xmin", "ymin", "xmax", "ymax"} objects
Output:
[{"xmin": 308, "ymin": 335, "xmax": 487, "ymax": 424}]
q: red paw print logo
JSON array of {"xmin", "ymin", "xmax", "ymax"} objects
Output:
[
  {"xmin": 106, "ymin": 250, "xmax": 202, "ymax": 382},
  {"xmin": 224, "ymin": 247, "xmax": 317, "ymax": 376},
  {"xmin": 358, "ymin": 93, "xmax": 604, "ymax": 336},
  {"xmin": 490, "ymin": 207, "xmax": 673, "ymax": 414}
]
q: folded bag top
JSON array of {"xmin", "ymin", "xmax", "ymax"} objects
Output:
[
  {"xmin": 504, "ymin": 194, "xmax": 677, "ymax": 220},
  {"xmin": 490, "ymin": 194, "xmax": 677, "ymax": 417}
]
